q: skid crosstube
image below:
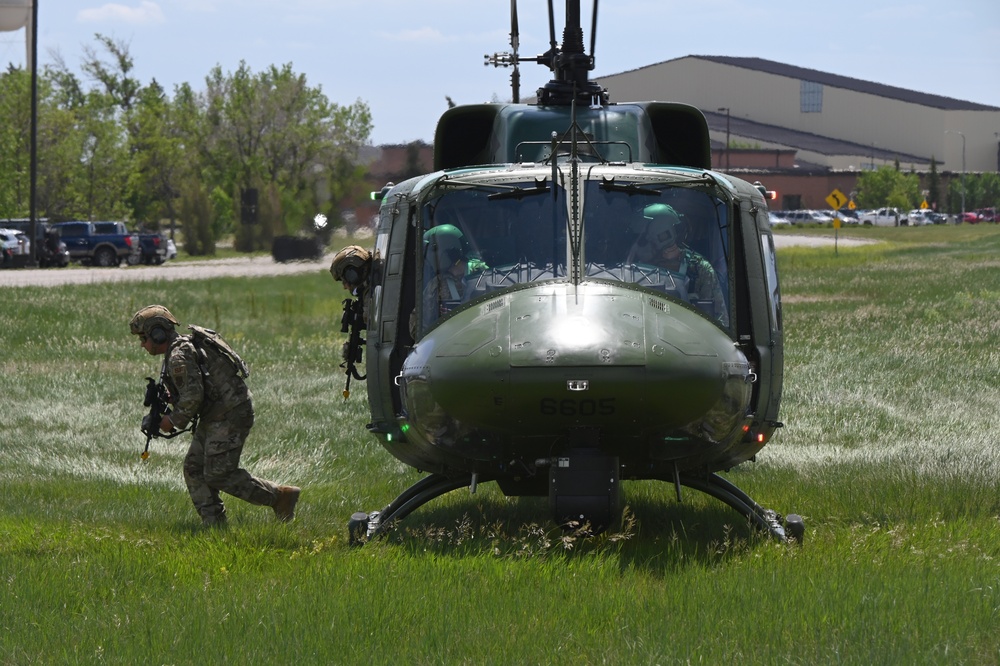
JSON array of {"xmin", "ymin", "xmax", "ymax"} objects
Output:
[{"xmin": 349, "ymin": 470, "xmax": 803, "ymax": 545}]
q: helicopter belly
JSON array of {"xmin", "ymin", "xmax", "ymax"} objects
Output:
[{"xmin": 398, "ymin": 283, "xmax": 753, "ymax": 464}]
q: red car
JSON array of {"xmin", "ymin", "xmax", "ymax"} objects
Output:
[
  {"xmin": 974, "ymin": 208, "xmax": 998, "ymax": 223},
  {"xmin": 960, "ymin": 212, "xmax": 981, "ymax": 224}
]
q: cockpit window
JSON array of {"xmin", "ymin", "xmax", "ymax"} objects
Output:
[
  {"xmin": 581, "ymin": 181, "xmax": 730, "ymax": 326},
  {"xmin": 415, "ymin": 177, "xmax": 732, "ymax": 334}
]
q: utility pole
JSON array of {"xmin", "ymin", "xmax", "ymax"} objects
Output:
[
  {"xmin": 945, "ymin": 130, "xmax": 965, "ymax": 220},
  {"xmin": 717, "ymin": 107, "xmax": 730, "ymax": 171}
]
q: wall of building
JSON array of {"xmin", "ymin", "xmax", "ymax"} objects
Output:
[{"xmin": 596, "ymin": 57, "xmax": 1000, "ymax": 173}]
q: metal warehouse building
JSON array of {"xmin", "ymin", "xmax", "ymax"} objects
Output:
[{"xmin": 594, "ymin": 56, "xmax": 1000, "ymax": 210}]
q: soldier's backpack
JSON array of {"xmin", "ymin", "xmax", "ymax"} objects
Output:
[{"xmin": 187, "ymin": 324, "xmax": 250, "ymax": 379}]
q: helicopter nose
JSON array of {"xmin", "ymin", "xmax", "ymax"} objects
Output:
[{"xmin": 402, "ymin": 283, "xmax": 748, "ymax": 441}]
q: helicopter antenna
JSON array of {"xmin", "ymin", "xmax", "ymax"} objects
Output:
[{"xmin": 485, "ymin": 0, "xmax": 523, "ymax": 103}]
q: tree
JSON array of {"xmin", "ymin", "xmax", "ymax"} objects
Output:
[
  {"xmin": 855, "ymin": 166, "xmax": 920, "ymax": 210},
  {"xmin": 127, "ymin": 81, "xmax": 186, "ymax": 229},
  {"xmin": 194, "ymin": 62, "xmax": 372, "ymax": 244},
  {"xmin": 0, "ymin": 66, "xmax": 30, "ymax": 216},
  {"xmin": 0, "ymin": 36, "xmax": 374, "ymax": 242}
]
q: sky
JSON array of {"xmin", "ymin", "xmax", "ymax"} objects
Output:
[{"xmin": 2, "ymin": 0, "xmax": 999, "ymax": 146}]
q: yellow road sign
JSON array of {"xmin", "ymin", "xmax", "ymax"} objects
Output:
[
  {"xmin": 920, "ymin": 200, "xmax": 929, "ymax": 209},
  {"xmin": 826, "ymin": 189, "xmax": 848, "ymax": 210}
]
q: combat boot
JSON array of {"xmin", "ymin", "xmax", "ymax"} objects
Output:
[
  {"xmin": 202, "ymin": 510, "xmax": 228, "ymax": 528},
  {"xmin": 273, "ymin": 485, "xmax": 301, "ymax": 522}
]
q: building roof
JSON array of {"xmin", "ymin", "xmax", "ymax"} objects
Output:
[
  {"xmin": 701, "ymin": 110, "xmax": 928, "ymax": 164},
  {"xmin": 606, "ymin": 55, "xmax": 1000, "ymax": 112}
]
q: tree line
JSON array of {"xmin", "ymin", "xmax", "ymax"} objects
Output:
[
  {"xmin": 0, "ymin": 35, "xmax": 372, "ymax": 254},
  {"xmin": 854, "ymin": 159, "xmax": 999, "ymax": 214}
]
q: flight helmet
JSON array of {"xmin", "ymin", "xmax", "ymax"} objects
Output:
[
  {"xmin": 330, "ymin": 245, "xmax": 371, "ymax": 286},
  {"xmin": 642, "ymin": 203, "xmax": 682, "ymax": 252},
  {"xmin": 424, "ymin": 224, "xmax": 466, "ymax": 274},
  {"xmin": 129, "ymin": 305, "xmax": 179, "ymax": 344}
]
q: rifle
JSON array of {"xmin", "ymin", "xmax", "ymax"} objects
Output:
[
  {"xmin": 139, "ymin": 375, "xmax": 192, "ymax": 459},
  {"xmin": 339, "ymin": 296, "xmax": 367, "ymax": 399}
]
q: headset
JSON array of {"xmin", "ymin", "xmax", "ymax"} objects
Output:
[
  {"xmin": 342, "ymin": 265, "xmax": 360, "ymax": 285},
  {"xmin": 147, "ymin": 319, "xmax": 170, "ymax": 345}
]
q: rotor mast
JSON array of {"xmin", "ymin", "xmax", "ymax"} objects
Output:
[{"xmin": 486, "ymin": 0, "xmax": 608, "ymax": 107}]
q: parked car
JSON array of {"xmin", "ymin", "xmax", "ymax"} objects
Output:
[
  {"xmin": 906, "ymin": 209, "xmax": 935, "ymax": 226},
  {"xmin": 0, "ymin": 218, "xmax": 70, "ymax": 267},
  {"xmin": 784, "ymin": 210, "xmax": 835, "ymax": 225},
  {"xmin": 825, "ymin": 209, "xmax": 859, "ymax": 225},
  {"xmin": 960, "ymin": 212, "xmax": 981, "ymax": 224},
  {"xmin": 0, "ymin": 228, "xmax": 31, "ymax": 268},
  {"xmin": 974, "ymin": 208, "xmax": 998, "ymax": 223},
  {"xmin": 767, "ymin": 211, "xmax": 789, "ymax": 226},
  {"xmin": 858, "ymin": 207, "xmax": 900, "ymax": 226}
]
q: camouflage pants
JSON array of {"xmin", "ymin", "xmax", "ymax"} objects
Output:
[{"xmin": 182, "ymin": 407, "xmax": 280, "ymax": 523}]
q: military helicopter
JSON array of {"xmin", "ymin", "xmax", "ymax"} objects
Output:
[{"xmin": 343, "ymin": 0, "xmax": 802, "ymax": 544}]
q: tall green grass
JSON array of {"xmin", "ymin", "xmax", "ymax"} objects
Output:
[{"xmin": 2, "ymin": 226, "xmax": 999, "ymax": 664}]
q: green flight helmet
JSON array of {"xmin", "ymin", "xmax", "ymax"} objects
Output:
[
  {"xmin": 424, "ymin": 224, "xmax": 466, "ymax": 274},
  {"xmin": 642, "ymin": 203, "xmax": 682, "ymax": 252}
]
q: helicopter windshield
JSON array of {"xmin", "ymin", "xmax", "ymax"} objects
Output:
[{"xmin": 417, "ymin": 177, "xmax": 731, "ymax": 333}]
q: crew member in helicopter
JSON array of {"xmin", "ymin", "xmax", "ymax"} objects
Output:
[
  {"xmin": 633, "ymin": 203, "xmax": 728, "ymax": 326},
  {"xmin": 330, "ymin": 245, "xmax": 372, "ymax": 324},
  {"xmin": 414, "ymin": 224, "xmax": 489, "ymax": 336}
]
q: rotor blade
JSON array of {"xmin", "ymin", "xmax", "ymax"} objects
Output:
[
  {"xmin": 510, "ymin": 0, "xmax": 519, "ymax": 54},
  {"xmin": 590, "ymin": 0, "xmax": 598, "ymax": 62},
  {"xmin": 547, "ymin": 0, "xmax": 557, "ymax": 52}
]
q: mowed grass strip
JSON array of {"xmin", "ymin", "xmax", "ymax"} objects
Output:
[{"xmin": 1, "ymin": 226, "xmax": 999, "ymax": 664}]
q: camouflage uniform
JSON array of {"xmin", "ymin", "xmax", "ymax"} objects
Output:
[
  {"xmin": 161, "ymin": 334, "xmax": 281, "ymax": 524},
  {"xmin": 657, "ymin": 249, "xmax": 729, "ymax": 327}
]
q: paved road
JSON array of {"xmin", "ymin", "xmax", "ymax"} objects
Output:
[
  {"xmin": 0, "ymin": 255, "xmax": 334, "ymax": 288},
  {"xmin": 1, "ymin": 235, "xmax": 867, "ymax": 288}
]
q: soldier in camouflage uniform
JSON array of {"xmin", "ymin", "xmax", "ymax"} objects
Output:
[
  {"xmin": 637, "ymin": 203, "xmax": 729, "ymax": 327},
  {"xmin": 330, "ymin": 245, "xmax": 372, "ymax": 324},
  {"xmin": 130, "ymin": 305, "xmax": 300, "ymax": 526}
]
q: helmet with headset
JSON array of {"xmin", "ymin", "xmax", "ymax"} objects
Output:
[
  {"xmin": 129, "ymin": 305, "xmax": 179, "ymax": 344},
  {"xmin": 329, "ymin": 245, "xmax": 372, "ymax": 287}
]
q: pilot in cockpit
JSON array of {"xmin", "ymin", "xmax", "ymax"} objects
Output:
[
  {"xmin": 419, "ymin": 224, "xmax": 489, "ymax": 332},
  {"xmin": 632, "ymin": 203, "xmax": 729, "ymax": 326}
]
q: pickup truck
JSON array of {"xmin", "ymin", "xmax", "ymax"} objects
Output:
[
  {"xmin": 91, "ymin": 222, "xmax": 167, "ymax": 265},
  {"xmin": 858, "ymin": 208, "xmax": 900, "ymax": 227},
  {"xmin": 136, "ymin": 232, "xmax": 168, "ymax": 264},
  {"xmin": 50, "ymin": 221, "xmax": 141, "ymax": 267}
]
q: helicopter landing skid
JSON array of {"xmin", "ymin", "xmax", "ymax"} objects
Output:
[
  {"xmin": 348, "ymin": 470, "xmax": 804, "ymax": 546},
  {"xmin": 676, "ymin": 471, "xmax": 804, "ymax": 544},
  {"xmin": 349, "ymin": 472, "xmax": 480, "ymax": 546}
]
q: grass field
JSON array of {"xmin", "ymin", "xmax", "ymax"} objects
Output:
[{"xmin": 2, "ymin": 225, "xmax": 999, "ymax": 664}]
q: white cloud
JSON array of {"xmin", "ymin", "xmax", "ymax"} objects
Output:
[{"xmin": 77, "ymin": 1, "xmax": 165, "ymax": 25}]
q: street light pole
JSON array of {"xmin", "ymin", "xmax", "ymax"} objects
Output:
[
  {"xmin": 717, "ymin": 107, "xmax": 730, "ymax": 171},
  {"xmin": 946, "ymin": 130, "xmax": 965, "ymax": 220}
]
